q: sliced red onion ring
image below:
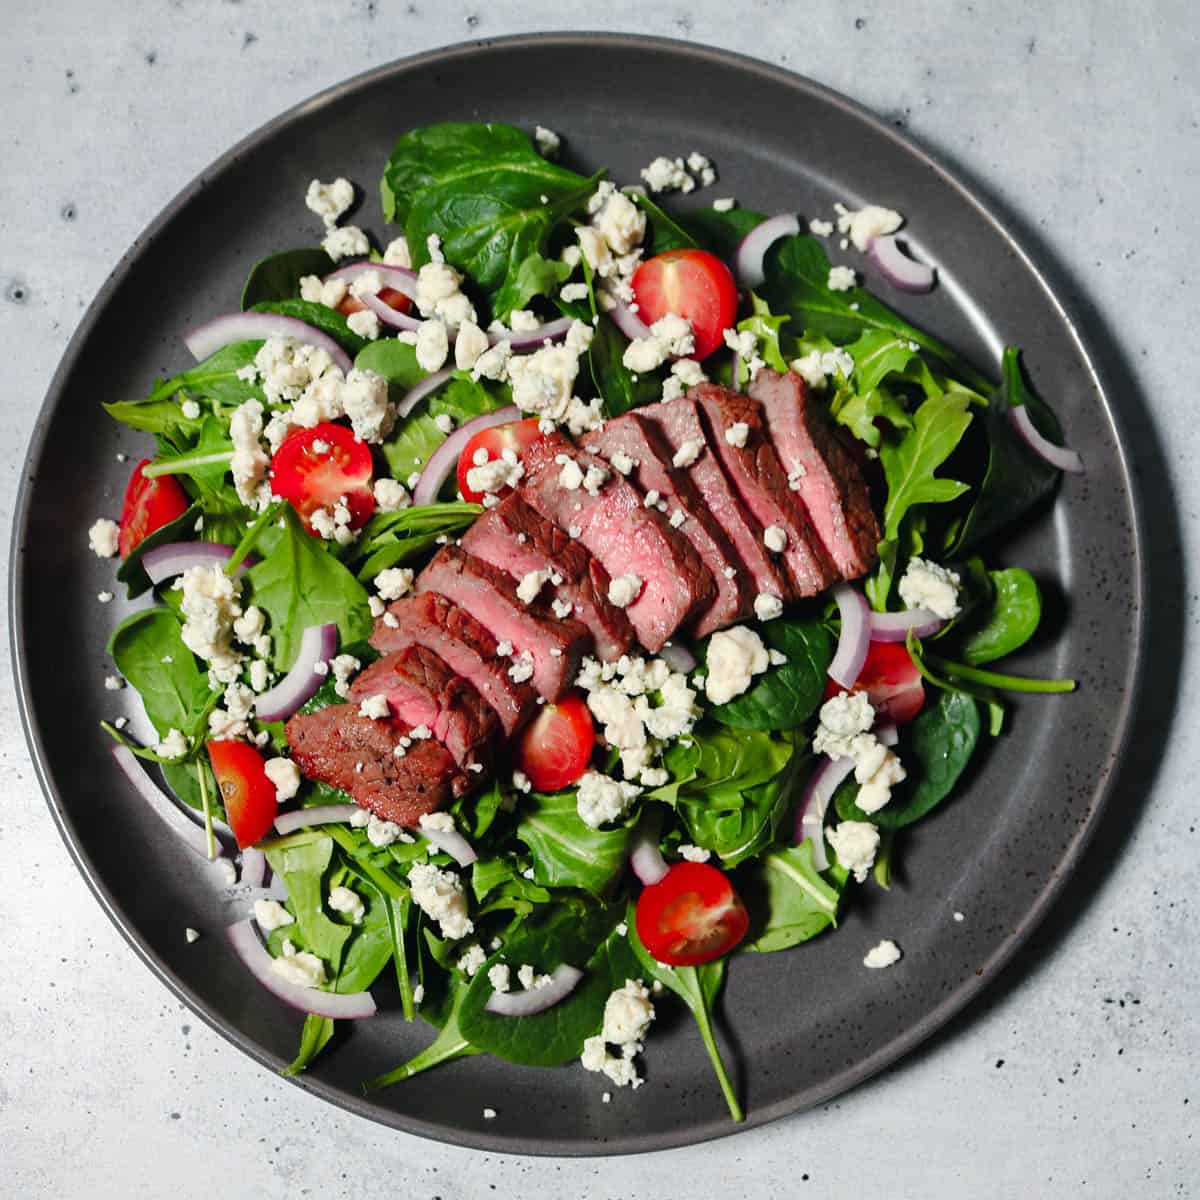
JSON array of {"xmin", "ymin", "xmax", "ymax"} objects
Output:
[
  {"xmin": 828, "ymin": 585, "xmax": 871, "ymax": 688},
  {"xmin": 111, "ymin": 745, "xmax": 226, "ymax": 859},
  {"xmin": 420, "ymin": 824, "xmax": 478, "ymax": 867},
  {"xmin": 484, "ymin": 963, "xmax": 584, "ymax": 1017},
  {"xmin": 254, "ymin": 623, "xmax": 338, "ymax": 722},
  {"xmin": 323, "ymin": 261, "xmax": 419, "ymax": 300},
  {"xmin": 241, "ymin": 846, "xmax": 267, "ymax": 888},
  {"xmin": 875, "ymin": 721, "xmax": 899, "ymax": 747},
  {"xmin": 413, "ymin": 404, "xmax": 521, "ymax": 505},
  {"xmin": 868, "ymin": 234, "xmax": 936, "ymax": 293},
  {"xmin": 1009, "ymin": 405, "xmax": 1085, "ymax": 474},
  {"xmin": 868, "ymin": 608, "xmax": 945, "ymax": 643},
  {"xmin": 273, "ymin": 803, "xmax": 361, "ymax": 836},
  {"xmin": 629, "ymin": 825, "xmax": 669, "ymax": 887},
  {"xmin": 141, "ymin": 541, "xmax": 256, "ymax": 586},
  {"xmin": 397, "ymin": 368, "xmax": 454, "ymax": 419},
  {"xmin": 658, "ymin": 641, "xmax": 697, "ymax": 675},
  {"xmin": 735, "ymin": 213, "xmax": 801, "ymax": 288},
  {"xmin": 227, "ymin": 919, "xmax": 377, "ymax": 1019},
  {"xmin": 361, "ymin": 289, "xmax": 423, "ymax": 333},
  {"xmin": 607, "ymin": 300, "xmax": 652, "ymax": 343},
  {"xmin": 184, "ymin": 312, "xmax": 351, "ymax": 374},
  {"xmin": 794, "ymin": 755, "xmax": 855, "ymax": 871},
  {"xmin": 494, "ymin": 315, "xmax": 575, "ymax": 352}
]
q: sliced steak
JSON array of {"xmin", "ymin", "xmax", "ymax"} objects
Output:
[
  {"xmin": 348, "ymin": 644, "xmax": 498, "ymax": 776},
  {"xmin": 369, "ymin": 592, "xmax": 535, "ymax": 736},
  {"xmin": 583, "ymin": 413, "xmax": 752, "ymax": 637},
  {"xmin": 638, "ymin": 397, "xmax": 792, "ymax": 604},
  {"xmin": 417, "ymin": 545, "xmax": 590, "ymax": 701},
  {"xmin": 521, "ymin": 434, "xmax": 714, "ymax": 653},
  {"xmin": 461, "ymin": 494, "xmax": 635, "ymax": 661},
  {"xmin": 749, "ymin": 369, "xmax": 880, "ymax": 580},
  {"xmin": 692, "ymin": 385, "xmax": 837, "ymax": 597},
  {"xmin": 286, "ymin": 704, "xmax": 460, "ymax": 827}
]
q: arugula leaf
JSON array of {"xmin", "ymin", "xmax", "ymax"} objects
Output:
[
  {"xmin": 708, "ymin": 619, "xmax": 833, "ymax": 731},
  {"xmin": 497, "ymin": 251, "xmax": 572, "ymax": 316},
  {"xmin": 107, "ymin": 608, "xmax": 209, "ymax": 737},
  {"xmin": 949, "ymin": 347, "xmax": 1065, "ymax": 553},
  {"xmin": 677, "ymin": 207, "xmax": 766, "ymax": 259},
  {"xmin": 761, "ymin": 235, "xmax": 991, "ymax": 392},
  {"xmin": 829, "ymin": 381, "xmax": 914, "ymax": 449},
  {"xmin": 246, "ymin": 506, "xmax": 373, "ymax": 669},
  {"xmin": 515, "ymin": 790, "xmax": 631, "ymax": 898},
  {"xmin": 957, "ymin": 567, "xmax": 1042, "ymax": 666},
  {"xmin": 741, "ymin": 840, "xmax": 841, "ymax": 953},
  {"xmin": 472, "ymin": 854, "xmax": 553, "ymax": 916},
  {"xmin": 249, "ymin": 299, "xmax": 367, "ymax": 356},
  {"xmin": 263, "ymin": 837, "xmax": 352, "ymax": 971},
  {"xmin": 627, "ymin": 912, "xmax": 742, "ymax": 1122},
  {"xmin": 241, "ymin": 247, "xmax": 334, "ymax": 309}
]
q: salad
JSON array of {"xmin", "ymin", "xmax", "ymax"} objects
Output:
[{"xmin": 89, "ymin": 122, "xmax": 1081, "ymax": 1122}]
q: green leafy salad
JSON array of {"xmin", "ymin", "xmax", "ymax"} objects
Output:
[{"xmin": 90, "ymin": 122, "xmax": 1081, "ymax": 1123}]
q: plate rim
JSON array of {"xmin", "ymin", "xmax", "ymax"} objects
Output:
[{"xmin": 8, "ymin": 30, "xmax": 1148, "ymax": 1156}]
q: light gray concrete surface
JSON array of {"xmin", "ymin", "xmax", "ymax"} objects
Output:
[{"xmin": 1, "ymin": 2, "xmax": 1196, "ymax": 1196}]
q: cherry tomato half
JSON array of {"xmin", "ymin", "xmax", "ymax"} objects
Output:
[
  {"xmin": 515, "ymin": 692, "xmax": 595, "ymax": 792},
  {"xmin": 338, "ymin": 286, "xmax": 412, "ymax": 318},
  {"xmin": 635, "ymin": 861, "xmax": 750, "ymax": 966},
  {"xmin": 118, "ymin": 458, "xmax": 190, "ymax": 558},
  {"xmin": 456, "ymin": 418, "xmax": 547, "ymax": 505},
  {"xmin": 269, "ymin": 422, "xmax": 375, "ymax": 533},
  {"xmin": 207, "ymin": 739, "xmax": 278, "ymax": 849},
  {"xmin": 631, "ymin": 249, "xmax": 738, "ymax": 360},
  {"xmin": 824, "ymin": 640, "xmax": 926, "ymax": 724}
]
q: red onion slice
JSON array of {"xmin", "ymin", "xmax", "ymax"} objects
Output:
[
  {"xmin": 323, "ymin": 261, "xmax": 419, "ymax": 300},
  {"xmin": 658, "ymin": 641, "xmax": 697, "ymax": 675},
  {"xmin": 875, "ymin": 721, "xmax": 899, "ymax": 747},
  {"xmin": 227, "ymin": 919, "xmax": 377, "ymax": 1019},
  {"xmin": 184, "ymin": 312, "xmax": 352, "ymax": 374},
  {"xmin": 241, "ymin": 846, "xmax": 267, "ymax": 888},
  {"xmin": 1009, "ymin": 405, "xmax": 1084, "ymax": 474},
  {"xmin": 141, "ymin": 541, "xmax": 256, "ymax": 586},
  {"xmin": 629, "ymin": 826, "xmax": 670, "ymax": 887},
  {"xmin": 495, "ymin": 315, "xmax": 575, "ymax": 351},
  {"xmin": 397, "ymin": 368, "xmax": 454, "ymax": 419},
  {"xmin": 273, "ymin": 803, "xmax": 361, "ymax": 836},
  {"xmin": 254, "ymin": 623, "xmax": 339, "ymax": 722},
  {"xmin": 361, "ymin": 289, "xmax": 423, "ymax": 333},
  {"xmin": 828, "ymin": 585, "xmax": 871, "ymax": 688},
  {"xmin": 867, "ymin": 234, "xmax": 936, "ymax": 293},
  {"xmin": 111, "ymin": 745, "xmax": 226, "ymax": 859},
  {"xmin": 412, "ymin": 404, "xmax": 521, "ymax": 505},
  {"xmin": 607, "ymin": 301, "xmax": 652, "ymax": 344},
  {"xmin": 420, "ymin": 824, "xmax": 478, "ymax": 867},
  {"xmin": 484, "ymin": 963, "xmax": 584, "ymax": 1017},
  {"xmin": 868, "ymin": 608, "xmax": 945, "ymax": 642},
  {"xmin": 794, "ymin": 755, "xmax": 855, "ymax": 871},
  {"xmin": 735, "ymin": 213, "xmax": 801, "ymax": 288}
]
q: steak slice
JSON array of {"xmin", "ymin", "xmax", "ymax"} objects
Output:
[
  {"xmin": 583, "ymin": 413, "xmax": 752, "ymax": 637},
  {"xmin": 521, "ymin": 434, "xmax": 714, "ymax": 653},
  {"xmin": 286, "ymin": 704, "xmax": 460, "ymax": 827},
  {"xmin": 417, "ymin": 545, "xmax": 590, "ymax": 701},
  {"xmin": 638, "ymin": 397, "xmax": 792, "ymax": 603},
  {"xmin": 750, "ymin": 369, "xmax": 880, "ymax": 580},
  {"xmin": 693, "ymin": 385, "xmax": 838, "ymax": 597},
  {"xmin": 461, "ymin": 494, "xmax": 635, "ymax": 661},
  {"xmin": 369, "ymin": 592, "xmax": 535, "ymax": 736},
  {"xmin": 348, "ymin": 644, "xmax": 498, "ymax": 776}
]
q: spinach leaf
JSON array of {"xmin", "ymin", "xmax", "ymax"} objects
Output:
[
  {"xmin": 353, "ymin": 338, "xmax": 427, "ymax": 390},
  {"xmin": 103, "ymin": 397, "xmax": 207, "ymax": 447},
  {"xmin": 246, "ymin": 506, "xmax": 373, "ymax": 669},
  {"xmin": 107, "ymin": 608, "xmax": 209, "ymax": 737},
  {"xmin": 627, "ymin": 912, "xmax": 742, "ymax": 1122},
  {"xmin": 708, "ymin": 619, "xmax": 833, "ymax": 730},
  {"xmin": 957, "ymin": 567, "xmax": 1042, "ymax": 666},
  {"xmin": 351, "ymin": 502, "xmax": 481, "ymax": 581},
  {"xmin": 677, "ymin": 207, "xmax": 766, "ymax": 259},
  {"xmin": 760, "ymin": 235, "xmax": 991, "ymax": 392},
  {"xmin": 472, "ymin": 855, "xmax": 553, "ymax": 916},
  {"xmin": 241, "ymin": 247, "xmax": 334, "ymax": 309},
  {"xmin": 500, "ymin": 252, "xmax": 573, "ymax": 315},
  {"xmin": 264, "ymin": 837, "xmax": 352, "ymax": 971},
  {"xmin": 741, "ymin": 841, "xmax": 841, "ymax": 953},
  {"xmin": 135, "ymin": 341, "xmax": 265, "ymax": 409},
  {"xmin": 631, "ymin": 193, "xmax": 699, "ymax": 255},
  {"xmin": 457, "ymin": 902, "xmax": 629, "ymax": 1067},
  {"xmin": 249, "ymin": 299, "xmax": 367, "ymax": 356},
  {"xmin": 587, "ymin": 313, "xmax": 661, "ymax": 417},
  {"xmin": 515, "ymin": 790, "xmax": 631, "ymax": 898},
  {"xmin": 160, "ymin": 757, "xmax": 222, "ymax": 819},
  {"xmin": 949, "ymin": 347, "xmax": 1065, "ymax": 553},
  {"xmin": 284, "ymin": 1014, "xmax": 335, "ymax": 1077}
]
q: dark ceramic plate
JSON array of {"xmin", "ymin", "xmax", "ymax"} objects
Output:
[{"xmin": 11, "ymin": 34, "xmax": 1144, "ymax": 1155}]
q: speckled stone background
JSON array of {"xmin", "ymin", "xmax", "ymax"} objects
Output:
[{"xmin": 1, "ymin": 2, "xmax": 1196, "ymax": 1196}]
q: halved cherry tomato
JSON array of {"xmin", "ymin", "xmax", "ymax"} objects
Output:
[
  {"xmin": 207, "ymin": 740, "xmax": 278, "ymax": 848},
  {"xmin": 631, "ymin": 249, "xmax": 738, "ymax": 360},
  {"xmin": 515, "ymin": 692, "xmax": 595, "ymax": 792},
  {"xmin": 636, "ymin": 862, "xmax": 749, "ymax": 966},
  {"xmin": 823, "ymin": 640, "xmax": 926, "ymax": 724},
  {"xmin": 118, "ymin": 459, "xmax": 190, "ymax": 558},
  {"xmin": 269, "ymin": 422, "xmax": 375, "ymax": 533},
  {"xmin": 456, "ymin": 418, "xmax": 547, "ymax": 505},
  {"xmin": 337, "ymin": 286, "xmax": 412, "ymax": 318}
]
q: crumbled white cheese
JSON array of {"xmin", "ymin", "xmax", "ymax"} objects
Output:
[
  {"xmin": 678, "ymin": 844, "xmax": 711, "ymax": 863},
  {"xmin": 305, "ymin": 177, "xmax": 354, "ymax": 227},
  {"xmin": 724, "ymin": 422, "xmax": 749, "ymax": 448},
  {"xmin": 534, "ymin": 124, "xmax": 561, "ymax": 157},
  {"xmin": 580, "ymin": 978, "xmax": 655, "ymax": 1088},
  {"xmin": 591, "ymin": 188, "xmax": 646, "ymax": 256},
  {"xmin": 622, "ymin": 314, "xmax": 694, "ymax": 373},
  {"xmin": 789, "ymin": 348, "xmax": 855, "ymax": 390},
  {"xmin": 328, "ymin": 885, "xmax": 365, "ymax": 924},
  {"xmin": 374, "ymin": 567, "xmax": 414, "ymax": 602},
  {"xmin": 382, "ymin": 235, "xmax": 412, "ymax": 267},
  {"xmin": 835, "ymin": 202, "xmax": 903, "ymax": 252},
  {"xmin": 753, "ymin": 592, "xmax": 784, "ymax": 622},
  {"xmin": 264, "ymin": 757, "xmax": 301, "ymax": 802},
  {"xmin": 607, "ymin": 574, "xmax": 642, "ymax": 609},
  {"xmin": 640, "ymin": 156, "xmax": 694, "ymax": 194},
  {"xmin": 454, "ymin": 320, "xmax": 490, "ymax": 371},
  {"xmin": 864, "ymin": 938, "xmax": 902, "ymax": 969},
  {"xmin": 713, "ymin": 197, "xmax": 736, "ymax": 212},
  {"xmin": 408, "ymin": 863, "xmax": 473, "ymax": 940},
  {"xmin": 763, "ymin": 525, "xmax": 788, "ymax": 553},
  {"xmin": 827, "ymin": 265, "xmax": 857, "ymax": 292},
  {"xmin": 330, "ymin": 654, "xmax": 361, "ymax": 699},
  {"xmin": 826, "ymin": 820, "xmax": 880, "ymax": 883},
  {"xmin": 366, "ymin": 814, "xmax": 403, "ymax": 847},
  {"xmin": 254, "ymin": 899, "xmax": 294, "ymax": 932},
  {"xmin": 185, "ymin": 927, "xmax": 200, "ymax": 944},
  {"xmin": 346, "ymin": 308, "xmax": 381, "ymax": 340},
  {"xmin": 671, "ymin": 438, "xmax": 704, "ymax": 469},
  {"xmin": 88, "ymin": 518, "xmax": 120, "ymax": 558},
  {"xmin": 576, "ymin": 770, "xmax": 641, "ymax": 829},
  {"xmin": 560, "ymin": 282, "xmax": 590, "ymax": 303},
  {"xmin": 488, "ymin": 962, "xmax": 512, "ymax": 993},
  {"xmin": 321, "ymin": 224, "xmax": 369, "ymax": 262},
  {"xmin": 898, "ymin": 556, "xmax": 962, "ymax": 620},
  {"xmin": 373, "ymin": 478, "xmax": 410, "ymax": 512},
  {"xmin": 466, "ymin": 451, "xmax": 523, "ymax": 496},
  {"xmin": 809, "ymin": 217, "xmax": 834, "ymax": 237},
  {"xmin": 415, "ymin": 319, "xmax": 449, "ymax": 372},
  {"xmin": 104, "ymin": 674, "xmax": 124, "ymax": 691},
  {"xmin": 156, "ymin": 728, "xmax": 189, "ymax": 760},
  {"xmin": 704, "ymin": 626, "xmax": 770, "ymax": 705},
  {"xmin": 358, "ymin": 694, "xmax": 391, "ymax": 720},
  {"xmin": 178, "ymin": 563, "xmax": 243, "ymax": 678},
  {"xmin": 507, "ymin": 652, "xmax": 534, "ymax": 684},
  {"xmin": 516, "ymin": 569, "xmax": 550, "ymax": 605},
  {"xmin": 271, "ymin": 945, "xmax": 326, "ymax": 989}
]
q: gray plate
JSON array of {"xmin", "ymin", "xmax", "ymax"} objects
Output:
[{"xmin": 10, "ymin": 33, "xmax": 1145, "ymax": 1155}]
